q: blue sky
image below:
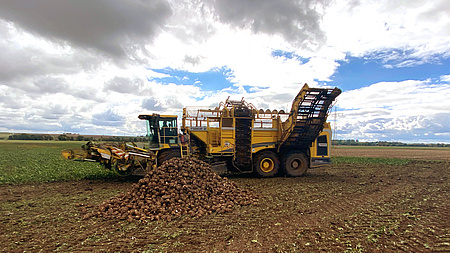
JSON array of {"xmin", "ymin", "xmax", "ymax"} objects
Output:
[
  {"xmin": 0, "ymin": 0, "xmax": 449, "ymax": 143},
  {"xmin": 329, "ymin": 54, "xmax": 450, "ymax": 91},
  {"xmin": 150, "ymin": 67, "xmax": 235, "ymax": 91},
  {"xmin": 150, "ymin": 51, "xmax": 450, "ymax": 94}
]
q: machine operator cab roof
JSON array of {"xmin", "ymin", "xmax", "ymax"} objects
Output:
[{"xmin": 138, "ymin": 114, "xmax": 178, "ymax": 148}]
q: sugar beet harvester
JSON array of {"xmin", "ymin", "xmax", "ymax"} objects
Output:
[{"xmin": 62, "ymin": 84, "xmax": 341, "ymax": 177}]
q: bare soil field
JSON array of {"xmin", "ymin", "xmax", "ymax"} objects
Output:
[
  {"xmin": 1, "ymin": 158, "xmax": 449, "ymax": 252},
  {"xmin": 333, "ymin": 146, "xmax": 450, "ymax": 161}
]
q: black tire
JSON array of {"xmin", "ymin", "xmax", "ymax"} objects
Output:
[
  {"xmin": 283, "ymin": 152, "xmax": 309, "ymax": 177},
  {"xmin": 157, "ymin": 149, "xmax": 181, "ymax": 166},
  {"xmin": 253, "ymin": 151, "xmax": 280, "ymax": 177}
]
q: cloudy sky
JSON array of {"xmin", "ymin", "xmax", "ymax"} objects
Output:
[{"xmin": 1, "ymin": 0, "xmax": 449, "ymax": 143}]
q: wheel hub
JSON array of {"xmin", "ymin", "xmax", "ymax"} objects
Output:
[
  {"xmin": 291, "ymin": 159, "xmax": 301, "ymax": 170},
  {"xmin": 260, "ymin": 158, "xmax": 274, "ymax": 173}
]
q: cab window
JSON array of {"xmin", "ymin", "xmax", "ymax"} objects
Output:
[{"xmin": 159, "ymin": 118, "xmax": 178, "ymax": 144}]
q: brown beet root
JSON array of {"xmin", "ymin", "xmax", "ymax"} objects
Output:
[{"xmin": 91, "ymin": 157, "xmax": 257, "ymax": 222}]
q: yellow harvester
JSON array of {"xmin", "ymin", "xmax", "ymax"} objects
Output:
[{"xmin": 63, "ymin": 84, "xmax": 341, "ymax": 177}]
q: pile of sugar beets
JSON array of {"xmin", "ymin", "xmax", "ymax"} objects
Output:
[{"xmin": 86, "ymin": 157, "xmax": 258, "ymax": 222}]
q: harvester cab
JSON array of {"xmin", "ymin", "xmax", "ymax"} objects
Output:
[{"xmin": 138, "ymin": 114, "xmax": 179, "ymax": 149}]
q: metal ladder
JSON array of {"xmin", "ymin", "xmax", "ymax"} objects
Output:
[
  {"xmin": 180, "ymin": 133, "xmax": 191, "ymax": 158},
  {"xmin": 181, "ymin": 145, "xmax": 190, "ymax": 157}
]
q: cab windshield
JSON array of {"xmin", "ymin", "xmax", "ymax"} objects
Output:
[
  {"xmin": 145, "ymin": 116, "xmax": 178, "ymax": 148},
  {"xmin": 146, "ymin": 120, "xmax": 159, "ymax": 148},
  {"xmin": 159, "ymin": 117, "xmax": 178, "ymax": 144}
]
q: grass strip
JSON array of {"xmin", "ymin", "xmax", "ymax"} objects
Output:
[{"xmin": 333, "ymin": 156, "xmax": 411, "ymax": 165}]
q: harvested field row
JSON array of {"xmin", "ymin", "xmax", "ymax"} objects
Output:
[
  {"xmin": 1, "ymin": 159, "xmax": 448, "ymax": 252},
  {"xmin": 332, "ymin": 146, "xmax": 450, "ymax": 161}
]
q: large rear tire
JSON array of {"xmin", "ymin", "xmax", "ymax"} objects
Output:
[
  {"xmin": 283, "ymin": 152, "xmax": 309, "ymax": 177},
  {"xmin": 157, "ymin": 149, "xmax": 181, "ymax": 166},
  {"xmin": 253, "ymin": 151, "xmax": 280, "ymax": 177}
]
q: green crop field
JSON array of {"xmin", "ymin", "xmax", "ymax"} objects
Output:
[
  {"xmin": 0, "ymin": 141, "xmax": 116, "ymax": 184},
  {"xmin": 333, "ymin": 156, "xmax": 411, "ymax": 165},
  {"xmin": 2, "ymin": 140, "xmax": 446, "ymax": 185}
]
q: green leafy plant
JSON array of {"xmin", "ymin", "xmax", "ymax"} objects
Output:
[
  {"xmin": 333, "ymin": 156, "xmax": 411, "ymax": 165},
  {"xmin": 0, "ymin": 141, "xmax": 116, "ymax": 184}
]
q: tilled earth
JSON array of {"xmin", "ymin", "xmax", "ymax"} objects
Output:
[
  {"xmin": 333, "ymin": 146, "xmax": 450, "ymax": 161},
  {"xmin": 1, "ymin": 153, "xmax": 449, "ymax": 252}
]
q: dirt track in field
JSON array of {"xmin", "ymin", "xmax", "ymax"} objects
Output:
[
  {"xmin": 333, "ymin": 146, "xmax": 450, "ymax": 161},
  {"xmin": 1, "ymin": 152, "xmax": 449, "ymax": 252}
]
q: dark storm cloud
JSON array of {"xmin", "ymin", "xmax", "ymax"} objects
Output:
[
  {"xmin": 0, "ymin": 45, "xmax": 41, "ymax": 82},
  {"xmin": 204, "ymin": 0, "xmax": 330, "ymax": 49},
  {"xmin": 0, "ymin": 0, "xmax": 172, "ymax": 57},
  {"xmin": 0, "ymin": 22, "xmax": 105, "ymax": 83},
  {"xmin": 91, "ymin": 109, "xmax": 125, "ymax": 127},
  {"xmin": 2, "ymin": 77, "xmax": 68, "ymax": 97}
]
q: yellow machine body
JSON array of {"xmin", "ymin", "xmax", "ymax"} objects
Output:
[
  {"xmin": 180, "ymin": 84, "xmax": 341, "ymax": 176},
  {"xmin": 63, "ymin": 84, "xmax": 341, "ymax": 177},
  {"xmin": 310, "ymin": 123, "xmax": 332, "ymax": 166}
]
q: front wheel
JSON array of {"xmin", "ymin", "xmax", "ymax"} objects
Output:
[
  {"xmin": 253, "ymin": 151, "xmax": 280, "ymax": 177},
  {"xmin": 283, "ymin": 152, "xmax": 309, "ymax": 177},
  {"xmin": 157, "ymin": 149, "xmax": 181, "ymax": 166}
]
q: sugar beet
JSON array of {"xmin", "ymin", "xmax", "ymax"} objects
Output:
[{"xmin": 89, "ymin": 157, "xmax": 257, "ymax": 221}]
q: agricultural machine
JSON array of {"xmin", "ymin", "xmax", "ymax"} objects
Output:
[{"xmin": 62, "ymin": 84, "xmax": 341, "ymax": 177}]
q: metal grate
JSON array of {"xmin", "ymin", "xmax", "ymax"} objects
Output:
[{"xmin": 282, "ymin": 87, "xmax": 341, "ymax": 149}]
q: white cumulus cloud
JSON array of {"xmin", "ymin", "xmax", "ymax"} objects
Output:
[{"xmin": 0, "ymin": 0, "xmax": 448, "ymax": 142}]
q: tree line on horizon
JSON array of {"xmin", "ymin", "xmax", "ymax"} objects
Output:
[
  {"xmin": 3, "ymin": 133, "xmax": 449, "ymax": 147},
  {"xmin": 6, "ymin": 133, "xmax": 147, "ymax": 142},
  {"xmin": 332, "ymin": 139, "xmax": 450, "ymax": 147}
]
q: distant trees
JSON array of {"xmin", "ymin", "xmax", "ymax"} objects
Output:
[
  {"xmin": 57, "ymin": 134, "xmax": 72, "ymax": 141},
  {"xmin": 5, "ymin": 133, "xmax": 449, "ymax": 147},
  {"xmin": 8, "ymin": 133, "xmax": 147, "ymax": 142},
  {"xmin": 9, "ymin": 133, "xmax": 54, "ymax": 140},
  {"xmin": 332, "ymin": 140, "xmax": 450, "ymax": 148},
  {"xmin": 76, "ymin": 135, "xmax": 85, "ymax": 141},
  {"xmin": 100, "ymin": 136, "xmax": 146, "ymax": 142},
  {"xmin": 333, "ymin": 139, "xmax": 360, "ymax": 146}
]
